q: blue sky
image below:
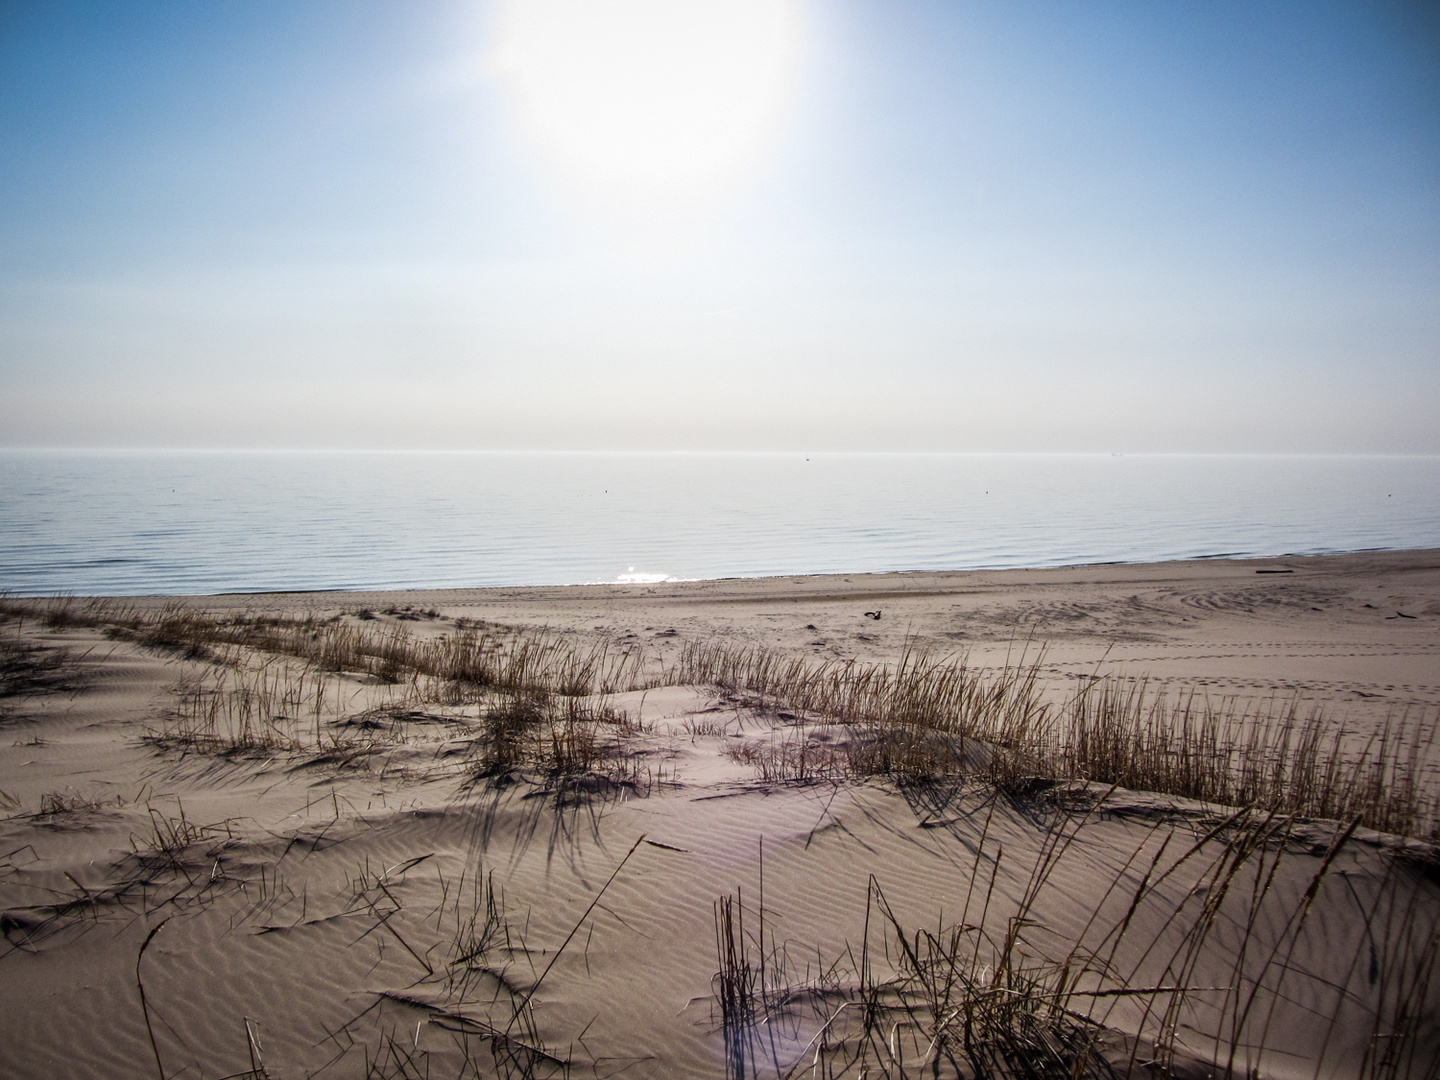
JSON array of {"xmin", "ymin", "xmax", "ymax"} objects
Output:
[{"xmin": 1, "ymin": 0, "xmax": 1436, "ymax": 451}]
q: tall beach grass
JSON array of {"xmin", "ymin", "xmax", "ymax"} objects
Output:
[
  {"xmin": 681, "ymin": 638, "xmax": 1440, "ymax": 841},
  {"xmin": 4, "ymin": 596, "xmax": 1436, "ymax": 839}
]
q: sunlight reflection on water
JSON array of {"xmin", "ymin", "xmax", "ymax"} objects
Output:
[{"xmin": 613, "ymin": 567, "xmax": 686, "ymax": 585}]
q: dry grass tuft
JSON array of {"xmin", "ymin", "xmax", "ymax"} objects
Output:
[
  {"xmin": 5, "ymin": 594, "xmax": 1436, "ymax": 835},
  {"xmin": 148, "ymin": 659, "xmax": 436, "ymax": 765},
  {"xmin": 727, "ymin": 728, "xmax": 844, "ymax": 783},
  {"xmin": 133, "ymin": 804, "xmax": 232, "ymax": 871},
  {"xmin": 0, "ymin": 629, "xmax": 83, "ymax": 707},
  {"xmin": 470, "ymin": 690, "xmax": 641, "ymax": 786},
  {"xmin": 1037, "ymin": 678, "xmax": 1439, "ymax": 839},
  {"xmin": 715, "ymin": 802, "xmax": 1440, "ymax": 1079},
  {"xmin": 11, "ymin": 601, "xmax": 657, "ymax": 787},
  {"xmin": 674, "ymin": 640, "xmax": 1048, "ymax": 741},
  {"xmin": 445, "ymin": 869, "xmax": 512, "ymax": 999},
  {"xmin": 36, "ymin": 790, "xmax": 117, "ymax": 817},
  {"xmin": 0, "ymin": 597, "xmax": 655, "ymax": 696},
  {"xmin": 155, "ymin": 662, "xmax": 315, "ymax": 754},
  {"xmin": 689, "ymin": 640, "xmax": 1440, "ymax": 840},
  {"xmin": 0, "ymin": 595, "xmax": 139, "ymax": 631}
]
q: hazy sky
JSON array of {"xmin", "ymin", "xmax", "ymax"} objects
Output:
[{"xmin": 1, "ymin": 0, "xmax": 1436, "ymax": 451}]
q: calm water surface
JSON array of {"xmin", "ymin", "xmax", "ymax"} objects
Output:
[{"xmin": 1, "ymin": 452, "xmax": 1437, "ymax": 596}]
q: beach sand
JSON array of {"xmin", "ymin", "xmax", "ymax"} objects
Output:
[{"xmin": 1, "ymin": 550, "xmax": 1437, "ymax": 1078}]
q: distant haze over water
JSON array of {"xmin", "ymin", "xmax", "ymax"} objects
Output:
[{"xmin": 2, "ymin": 452, "xmax": 1437, "ymax": 597}]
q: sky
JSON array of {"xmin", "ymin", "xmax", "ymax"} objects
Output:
[{"xmin": 0, "ymin": 0, "xmax": 1436, "ymax": 452}]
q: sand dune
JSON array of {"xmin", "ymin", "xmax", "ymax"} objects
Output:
[{"xmin": 1, "ymin": 551, "xmax": 1437, "ymax": 1078}]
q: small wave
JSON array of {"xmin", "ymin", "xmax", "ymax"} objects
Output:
[{"xmin": 614, "ymin": 567, "xmax": 681, "ymax": 584}]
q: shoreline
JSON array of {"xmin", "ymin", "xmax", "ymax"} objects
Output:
[{"xmin": 16, "ymin": 545, "xmax": 1440, "ymax": 604}]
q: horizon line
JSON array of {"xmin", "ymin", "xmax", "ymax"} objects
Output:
[{"xmin": 2, "ymin": 446, "xmax": 1439, "ymax": 458}]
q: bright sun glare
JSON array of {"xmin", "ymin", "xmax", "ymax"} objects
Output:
[{"xmin": 490, "ymin": 0, "xmax": 805, "ymax": 204}]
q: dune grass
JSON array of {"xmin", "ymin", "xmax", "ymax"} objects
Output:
[
  {"xmin": 714, "ymin": 800, "xmax": 1440, "ymax": 1079},
  {"xmin": 6, "ymin": 597, "xmax": 1437, "ymax": 837},
  {"xmin": 0, "ymin": 596, "xmax": 653, "ymax": 696},
  {"xmin": 35, "ymin": 789, "xmax": 118, "ymax": 816},
  {"xmin": 0, "ymin": 624, "xmax": 83, "ymax": 710},
  {"xmin": 4, "ymin": 596, "xmax": 1436, "ymax": 1077},
  {"xmin": 467, "ymin": 688, "xmax": 645, "ymax": 785},
  {"xmin": 675, "ymin": 638, "xmax": 1049, "ymax": 741},
  {"xmin": 1040, "ymin": 676, "xmax": 1438, "ymax": 839},
  {"xmin": 684, "ymin": 639, "xmax": 1440, "ymax": 841},
  {"xmin": 0, "ymin": 597, "xmax": 649, "ymax": 782}
]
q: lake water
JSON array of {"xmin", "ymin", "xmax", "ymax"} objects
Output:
[{"xmin": 1, "ymin": 451, "xmax": 1437, "ymax": 596}]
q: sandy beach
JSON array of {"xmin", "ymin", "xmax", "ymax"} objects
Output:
[
  {"xmin": 2, "ymin": 550, "xmax": 1438, "ymax": 1078},
  {"xmin": 8, "ymin": 0, "xmax": 1438, "ymax": 1074}
]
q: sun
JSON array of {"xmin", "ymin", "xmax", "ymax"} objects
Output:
[{"xmin": 489, "ymin": 0, "xmax": 806, "ymax": 202}]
